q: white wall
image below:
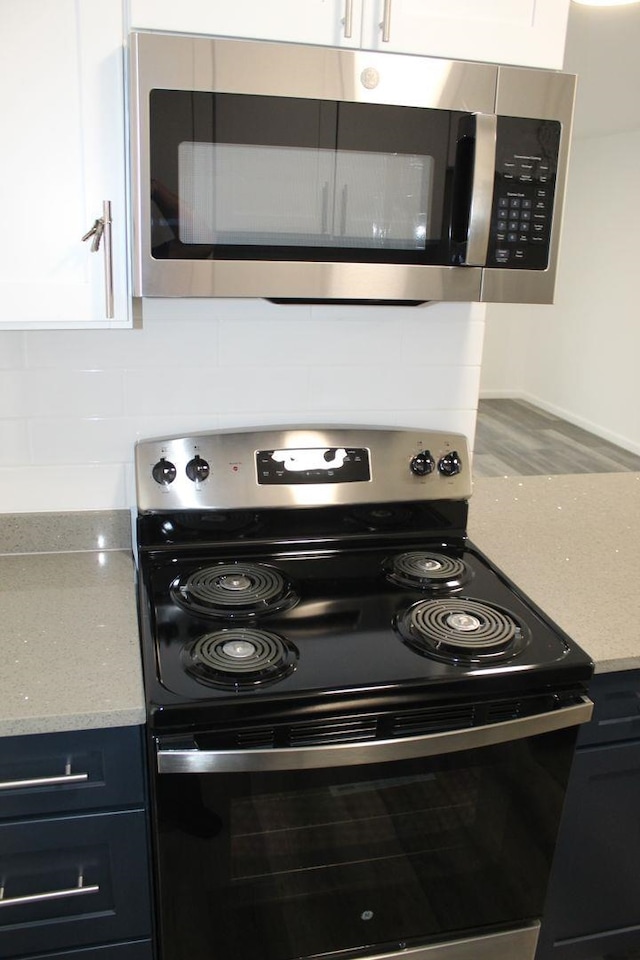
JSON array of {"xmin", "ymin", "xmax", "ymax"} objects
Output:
[
  {"xmin": 0, "ymin": 299, "xmax": 485, "ymax": 511},
  {"xmin": 481, "ymin": 2, "xmax": 640, "ymax": 456}
]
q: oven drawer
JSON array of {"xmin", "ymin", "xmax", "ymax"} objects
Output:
[
  {"xmin": 0, "ymin": 809, "xmax": 152, "ymax": 958},
  {"xmin": 0, "ymin": 726, "xmax": 146, "ymax": 820}
]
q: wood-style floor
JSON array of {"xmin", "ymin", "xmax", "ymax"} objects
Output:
[{"xmin": 473, "ymin": 398, "xmax": 640, "ymax": 478}]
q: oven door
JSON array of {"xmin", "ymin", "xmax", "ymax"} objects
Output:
[
  {"xmin": 130, "ymin": 32, "xmax": 498, "ymax": 301},
  {"xmin": 152, "ymin": 698, "xmax": 591, "ymax": 960}
]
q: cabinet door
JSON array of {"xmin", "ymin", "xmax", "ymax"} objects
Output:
[
  {"xmin": 539, "ymin": 740, "xmax": 640, "ymax": 957},
  {"xmin": 360, "ymin": 0, "xmax": 570, "ymax": 69},
  {"xmin": 0, "ymin": 0, "xmax": 130, "ymax": 328},
  {"xmin": 0, "ymin": 726, "xmax": 146, "ymax": 821},
  {"xmin": 128, "ymin": 0, "xmax": 364, "ymax": 48},
  {"xmin": 0, "ymin": 810, "xmax": 151, "ymax": 957}
]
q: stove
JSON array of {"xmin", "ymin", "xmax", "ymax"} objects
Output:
[{"xmin": 134, "ymin": 426, "xmax": 593, "ymax": 960}]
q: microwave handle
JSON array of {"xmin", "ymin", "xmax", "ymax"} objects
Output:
[
  {"xmin": 453, "ymin": 113, "xmax": 497, "ymax": 267},
  {"xmin": 156, "ymin": 696, "xmax": 592, "ymax": 774}
]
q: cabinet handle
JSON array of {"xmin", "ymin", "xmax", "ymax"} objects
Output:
[
  {"xmin": 381, "ymin": 0, "xmax": 392, "ymax": 42},
  {"xmin": 0, "ymin": 760, "xmax": 89, "ymax": 792},
  {"xmin": 344, "ymin": 0, "xmax": 353, "ymax": 38},
  {"xmin": 81, "ymin": 200, "xmax": 115, "ymax": 320},
  {"xmin": 0, "ymin": 872, "xmax": 99, "ymax": 908}
]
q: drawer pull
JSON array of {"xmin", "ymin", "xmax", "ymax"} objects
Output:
[
  {"xmin": 0, "ymin": 872, "xmax": 99, "ymax": 908},
  {"xmin": 0, "ymin": 761, "xmax": 89, "ymax": 792}
]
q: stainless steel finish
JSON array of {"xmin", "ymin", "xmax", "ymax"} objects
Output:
[
  {"xmin": 135, "ymin": 426, "xmax": 471, "ymax": 513},
  {"xmin": 81, "ymin": 201, "xmax": 115, "ymax": 319},
  {"xmin": 157, "ymin": 696, "xmax": 593, "ymax": 773},
  {"xmin": 381, "ymin": 0, "xmax": 392, "ymax": 42},
  {"xmin": 134, "ymin": 259, "xmax": 483, "ymax": 302},
  {"xmin": 0, "ymin": 770, "xmax": 88, "ymax": 791},
  {"xmin": 343, "ymin": 0, "xmax": 353, "ymax": 39},
  {"xmin": 0, "ymin": 873, "xmax": 99, "ymax": 908},
  {"xmin": 129, "ymin": 32, "xmax": 494, "ymax": 302},
  {"xmin": 129, "ymin": 32, "xmax": 575, "ymax": 304},
  {"xmin": 464, "ymin": 113, "xmax": 497, "ymax": 266},
  {"xmin": 102, "ymin": 199, "xmax": 114, "ymax": 319},
  {"xmin": 312, "ymin": 923, "xmax": 540, "ymax": 960},
  {"xmin": 481, "ymin": 66, "xmax": 576, "ymax": 305},
  {"xmin": 130, "ymin": 33, "xmax": 497, "ymax": 110}
]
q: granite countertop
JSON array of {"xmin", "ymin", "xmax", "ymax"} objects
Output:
[
  {"xmin": 1, "ymin": 473, "xmax": 638, "ymax": 738},
  {"xmin": 468, "ymin": 472, "xmax": 640, "ymax": 673},
  {"xmin": 0, "ymin": 512, "xmax": 145, "ymax": 738}
]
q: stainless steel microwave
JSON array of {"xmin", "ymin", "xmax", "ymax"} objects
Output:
[{"xmin": 129, "ymin": 32, "xmax": 576, "ymax": 305}]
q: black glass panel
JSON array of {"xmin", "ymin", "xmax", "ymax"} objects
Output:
[
  {"xmin": 153, "ymin": 728, "xmax": 576, "ymax": 960},
  {"xmin": 149, "ymin": 90, "xmax": 465, "ymax": 265}
]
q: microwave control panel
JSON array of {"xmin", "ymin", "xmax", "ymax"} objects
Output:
[{"xmin": 487, "ymin": 116, "xmax": 560, "ymax": 270}]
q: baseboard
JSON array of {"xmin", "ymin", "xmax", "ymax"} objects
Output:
[
  {"xmin": 478, "ymin": 389, "xmax": 522, "ymax": 400},
  {"xmin": 479, "ymin": 391, "xmax": 640, "ymax": 457}
]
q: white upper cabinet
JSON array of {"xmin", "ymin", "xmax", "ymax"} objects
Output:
[
  {"xmin": 0, "ymin": 0, "xmax": 130, "ymax": 328},
  {"xmin": 128, "ymin": 0, "xmax": 365, "ymax": 48},
  {"xmin": 128, "ymin": 0, "xmax": 570, "ymax": 68},
  {"xmin": 360, "ymin": 0, "xmax": 570, "ymax": 69}
]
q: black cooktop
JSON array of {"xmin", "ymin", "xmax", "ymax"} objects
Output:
[{"xmin": 137, "ymin": 537, "xmax": 593, "ymax": 730}]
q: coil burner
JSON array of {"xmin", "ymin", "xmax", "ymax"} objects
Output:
[
  {"xmin": 386, "ymin": 551, "xmax": 469, "ymax": 592},
  {"xmin": 170, "ymin": 562, "xmax": 297, "ymax": 619},
  {"xmin": 182, "ymin": 628, "xmax": 299, "ymax": 688},
  {"xmin": 396, "ymin": 597, "xmax": 530, "ymax": 664}
]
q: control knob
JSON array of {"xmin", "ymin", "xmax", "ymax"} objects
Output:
[
  {"xmin": 410, "ymin": 450, "xmax": 435, "ymax": 477},
  {"xmin": 438, "ymin": 451, "xmax": 462, "ymax": 477},
  {"xmin": 152, "ymin": 457, "xmax": 177, "ymax": 485},
  {"xmin": 186, "ymin": 455, "xmax": 210, "ymax": 483}
]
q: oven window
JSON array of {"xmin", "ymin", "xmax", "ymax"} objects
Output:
[
  {"xmin": 149, "ymin": 91, "xmax": 461, "ymax": 264},
  {"xmin": 154, "ymin": 728, "xmax": 575, "ymax": 960}
]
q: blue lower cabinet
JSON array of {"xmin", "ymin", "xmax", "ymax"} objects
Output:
[
  {"xmin": 0, "ymin": 725, "xmax": 154, "ymax": 960},
  {"xmin": 0, "ymin": 809, "xmax": 152, "ymax": 958},
  {"xmin": 537, "ymin": 671, "xmax": 640, "ymax": 960}
]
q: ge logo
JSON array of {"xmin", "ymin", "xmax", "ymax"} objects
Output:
[
  {"xmin": 361, "ymin": 910, "xmax": 374, "ymax": 921},
  {"xmin": 360, "ymin": 67, "xmax": 380, "ymax": 90}
]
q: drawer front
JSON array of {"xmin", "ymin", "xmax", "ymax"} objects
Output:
[
  {"xmin": 0, "ymin": 726, "xmax": 146, "ymax": 819},
  {"xmin": 544, "ymin": 740, "xmax": 640, "ymax": 945},
  {"xmin": 578, "ymin": 671, "xmax": 640, "ymax": 747},
  {"xmin": 0, "ymin": 810, "xmax": 152, "ymax": 957},
  {"xmin": 23, "ymin": 940, "xmax": 154, "ymax": 960}
]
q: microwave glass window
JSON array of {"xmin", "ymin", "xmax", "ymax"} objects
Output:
[
  {"xmin": 178, "ymin": 143, "xmax": 433, "ymax": 250},
  {"xmin": 149, "ymin": 91, "xmax": 458, "ymax": 265}
]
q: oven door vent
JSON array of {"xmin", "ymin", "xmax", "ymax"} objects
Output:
[
  {"xmin": 236, "ymin": 728, "xmax": 276, "ymax": 749},
  {"xmin": 486, "ymin": 699, "xmax": 524, "ymax": 724},
  {"xmin": 391, "ymin": 705, "xmax": 476, "ymax": 737},
  {"xmin": 288, "ymin": 717, "xmax": 378, "ymax": 747}
]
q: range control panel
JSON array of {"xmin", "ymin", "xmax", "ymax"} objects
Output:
[
  {"xmin": 135, "ymin": 426, "xmax": 472, "ymax": 513},
  {"xmin": 487, "ymin": 116, "xmax": 560, "ymax": 270}
]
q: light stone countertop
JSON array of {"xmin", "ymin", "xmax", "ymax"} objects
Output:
[
  {"xmin": 0, "ymin": 547, "xmax": 145, "ymax": 738},
  {"xmin": 468, "ymin": 472, "xmax": 640, "ymax": 673},
  {"xmin": 1, "ymin": 474, "xmax": 638, "ymax": 737}
]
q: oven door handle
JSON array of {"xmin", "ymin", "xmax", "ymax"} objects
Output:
[{"xmin": 156, "ymin": 696, "xmax": 593, "ymax": 773}]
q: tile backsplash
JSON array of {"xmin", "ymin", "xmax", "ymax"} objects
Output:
[{"xmin": 0, "ymin": 298, "xmax": 485, "ymax": 512}]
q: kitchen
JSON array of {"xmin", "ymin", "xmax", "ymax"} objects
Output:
[{"xmin": 1, "ymin": 2, "xmax": 639, "ymax": 960}]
